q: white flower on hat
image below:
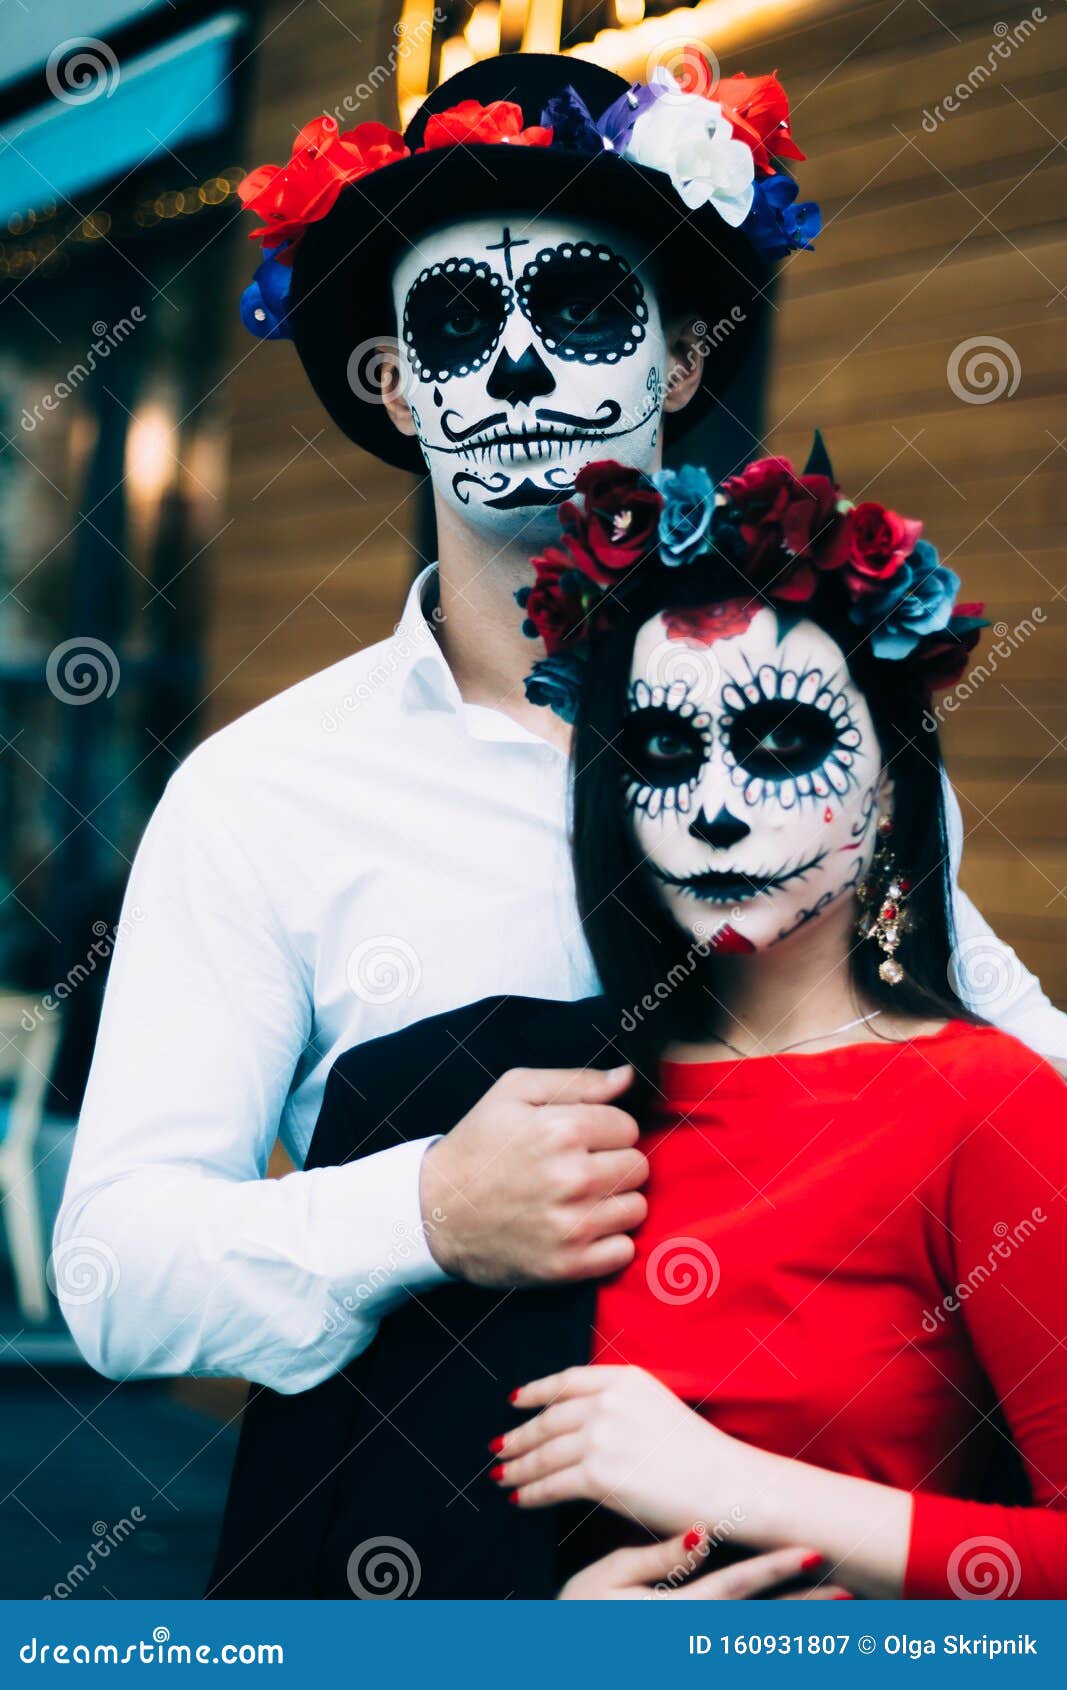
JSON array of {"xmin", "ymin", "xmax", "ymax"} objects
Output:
[{"xmin": 623, "ymin": 74, "xmax": 755, "ymax": 227}]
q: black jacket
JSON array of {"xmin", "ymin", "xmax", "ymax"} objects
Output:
[{"xmin": 207, "ymin": 993, "xmax": 623, "ymax": 1598}]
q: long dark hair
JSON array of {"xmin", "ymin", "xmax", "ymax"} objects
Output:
[{"xmin": 570, "ymin": 556, "xmax": 975, "ymax": 1079}]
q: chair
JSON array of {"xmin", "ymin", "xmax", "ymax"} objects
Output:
[{"xmin": 0, "ymin": 993, "xmax": 62, "ymax": 1323}]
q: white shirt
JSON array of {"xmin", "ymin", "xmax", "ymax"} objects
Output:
[{"xmin": 55, "ymin": 567, "xmax": 1067, "ymax": 1394}]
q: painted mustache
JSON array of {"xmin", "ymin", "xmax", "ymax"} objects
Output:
[
  {"xmin": 436, "ymin": 399, "xmax": 624, "ymax": 449},
  {"xmin": 652, "ymin": 852, "xmax": 827, "ymax": 904}
]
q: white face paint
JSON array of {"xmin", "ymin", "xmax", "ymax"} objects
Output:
[
  {"xmin": 390, "ymin": 213, "xmax": 668, "ymax": 540},
  {"xmin": 624, "ymin": 604, "xmax": 885, "ymax": 953}
]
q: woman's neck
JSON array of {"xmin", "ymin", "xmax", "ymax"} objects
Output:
[{"xmin": 694, "ymin": 901, "xmax": 879, "ymax": 1056}]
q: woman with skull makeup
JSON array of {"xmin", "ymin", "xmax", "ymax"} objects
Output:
[{"xmin": 484, "ymin": 450, "xmax": 1067, "ymax": 1600}]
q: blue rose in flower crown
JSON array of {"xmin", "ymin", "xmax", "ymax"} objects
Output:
[
  {"xmin": 851, "ymin": 539, "xmax": 961, "ymax": 659},
  {"xmin": 655, "ymin": 465, "xmax": 717, "ymax": 564}
]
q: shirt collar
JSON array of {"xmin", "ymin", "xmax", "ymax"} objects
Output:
[{"xmin": 397, "ymin": 563, "xmax": 562, "ymax": 752}]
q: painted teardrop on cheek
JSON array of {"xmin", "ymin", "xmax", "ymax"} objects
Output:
[{"xmin": 824, "ymin": 805, "xmax": 834, "ymax": 823}]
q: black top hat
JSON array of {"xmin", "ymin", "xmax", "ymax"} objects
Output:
[{"xmin": 286, "ymin": 54, "xmax": 772, "ymax": 473}]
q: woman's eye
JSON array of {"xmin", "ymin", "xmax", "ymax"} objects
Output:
[
  {"xmin": 755, "ymin": 726, "xmax": 804, "ymax": 757},
  {"xmin": 645, "ymin": 731, "xmax": 693, "ymax": 763},
  {"xmin": 622, "ymin": 707, "xmax": 708, "ymax": 789},
  {"xmin": 726, "ymin": 701, "xmax": 839, "ymax": 779}
]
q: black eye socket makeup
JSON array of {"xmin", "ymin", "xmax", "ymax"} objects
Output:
[
  {"xmin": 516, "ymin": 242, "xmax": 648, "ymax": 364},
  {"xmin": 402, "ymin": 259, "xmax": 510, "ymax": 382},
  {"xmin": 720, "ymin": 665, "xmax": 863, "ymax": 810},
  {"xmin": 622, "ymin": 681, "xmax": 712, "ymax": 818}
]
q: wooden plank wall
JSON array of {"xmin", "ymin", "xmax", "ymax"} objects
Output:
[
  {"xmin": 730, "ymin": 0, "xmax": 1066, "ymax": 1004},
  {"xmin": 207, "ymin": 0, "xmax": 1066, "ymax": 1003}
]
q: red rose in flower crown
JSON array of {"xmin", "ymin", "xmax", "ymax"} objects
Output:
[
  {"xmin": 557, "ymin": 461, "xmax": 664, "ymax": 584},
  {"xmin": 663, "ymin": 598, "xmax": 763, "ymax": 646},
  {"xmin": 521, "ymin": 553, "xmax": 586, "ymax": 656},
  {"xmin": 837, "ymin": 501, "xmax": 924, "ymax": 598},
  {"xmin": 717, "ymin": 457, "xmax": 842, "ymax": 602},
  {"xmin": 714, "ymin": 73, "xmax": 806, "ymax": 174},
  {"xmin": 419, "ymin": 99, "xmax": 553, "ymax": 151},
  {"xmin": 239, "ymin": 116, "xmax": 409, "ymax": 253}
]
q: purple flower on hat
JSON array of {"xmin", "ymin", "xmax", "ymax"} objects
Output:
[
  {"xmin": 851, "ymin": 539, "xmax": 960, "ymax": 659},
  {"xmin": 240, "ymin": 248, "xmax": 294, "ymax": 341}
]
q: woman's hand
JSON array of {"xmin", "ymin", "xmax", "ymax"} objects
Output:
[
  {"xmin": 491, "ymin": 1364, "xmax": 742, "ymax": 1537},
  {"xmin": 558, "ymin": 1533, "xmax": 854, "ymax": 1601}
]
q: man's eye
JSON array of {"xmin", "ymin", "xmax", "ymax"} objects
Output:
[
  {"xmin": 754, "ymin": 726, "xmax": 805, "ymax": 757},
  {"xmin": 558, "ymin": 298, "xmax": 604, "ymax": 330},
  {"xmin": 441, "ymin": 303, "xmax": 484, "ymax": 340}
]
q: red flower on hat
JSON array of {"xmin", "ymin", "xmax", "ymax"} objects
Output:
[
  {"xmin": 239, "ymin": 117, "xmax": 409, "ymax": 251},
  {"xmin": 718, "ymin": 456, "xmax": 842, "ymax": 601},
  {"xmin": 663, "ymin": 597, "xmax": 763, "ymax": 646},
  {"xmin": 915, "ymin": 622, "xmax": 983, "ymax": 690},
  {"xmin": 419, "ymin": 99, "xmax": 553, "ymax": 151},
  {"xmin": 837, "ymin": 501, "xmax": 924, "ymax": 598},
  {"xmin": 714, "ymin": 73, "xmax": 805, "ymax": 174}
]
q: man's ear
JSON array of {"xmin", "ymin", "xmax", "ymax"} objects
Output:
[
  {"xmin": 662, "ymin": 315, "xmax": 706, "ymax": 416},
  {"xmin": 377, "ymin": 343, "xmax": 418, "ymax": 438}
]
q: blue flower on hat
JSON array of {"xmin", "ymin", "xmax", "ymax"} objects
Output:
[
  {"xmin": 653, "ymin": 464, "xmax": 717, "ymax": 564},
  {"xmin": 240, "ymin": 249, "xmax": 294, "ymax": 341},
  {"xmin": 742, "ymin": 174, "xmax": 821, "ymax": 260},
  {"xmin": 851, "ymin": 539, "xmax": 960, "ymax": 659}
]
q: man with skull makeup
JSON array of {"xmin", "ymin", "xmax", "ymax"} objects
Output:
[{"xmin": 55, "ymin": 52, "xmax": 1066, "ymax": 1598}]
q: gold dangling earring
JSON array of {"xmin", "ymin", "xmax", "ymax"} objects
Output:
[{"xmin": 857, "ymin": 815, "xmax": 911, "ymax": 985}]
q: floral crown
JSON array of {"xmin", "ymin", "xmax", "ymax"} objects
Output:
[
  {"xmin": 516, "ymin": 437, "xmax": 988, "ymax": 722},
  {"xmin": 238, "ymin": 59, "xmax": 820, "ymax": 341}
]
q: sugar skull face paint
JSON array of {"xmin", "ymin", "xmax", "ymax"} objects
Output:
[
  {"xmin": 625, "ymin": 604, "xmax": 885, "ymax": 950},
  {"xmin": 390, "ymin": 213, "xmax": 668, "ymax": 539}
]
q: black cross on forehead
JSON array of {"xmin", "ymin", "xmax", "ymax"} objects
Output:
[{"xmin": 487, "ymin": 225, "xmax": 530, "ymax": 280}]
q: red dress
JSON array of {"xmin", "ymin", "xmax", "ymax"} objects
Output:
[{"xmin": 593, "ymin": 1021, "xmax": 1067, "ymax": 1598}]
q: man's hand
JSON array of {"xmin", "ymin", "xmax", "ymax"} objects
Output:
[{"xmin": 420, "ymin": 1065, "xmax": 647, "ymax": 1286}]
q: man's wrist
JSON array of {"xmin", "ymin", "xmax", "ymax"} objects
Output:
[{"xmin": 419, "ymin": 1137, "xmax": 461, "ymax": 1279}]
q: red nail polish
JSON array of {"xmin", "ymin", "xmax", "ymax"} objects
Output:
[
  {"xmin": 507, "ymin": 1490, "xmax": 520, "ymax": 1505},
  {"xmin": 833, "ymin": 1593, "xmax": 855, "ymax": 1600},
  {"xmin": 683, "ymin": 1528, "xmax": 704, "ymax": 1551},
  {"xmin": 489, "ymin": 1464, "xmax": 506, "ymax": 1482},
  {"xmin": 488, "ymin": 1436, "xmax": 505, "ymax": 1454},
  {"xmin": 508, "ymin": 1389, "xmax": 520, "ymax": 1404},
  {"xmin": 801, "ymin": 1552, "xmax": 824, "ymax": 1571}
]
